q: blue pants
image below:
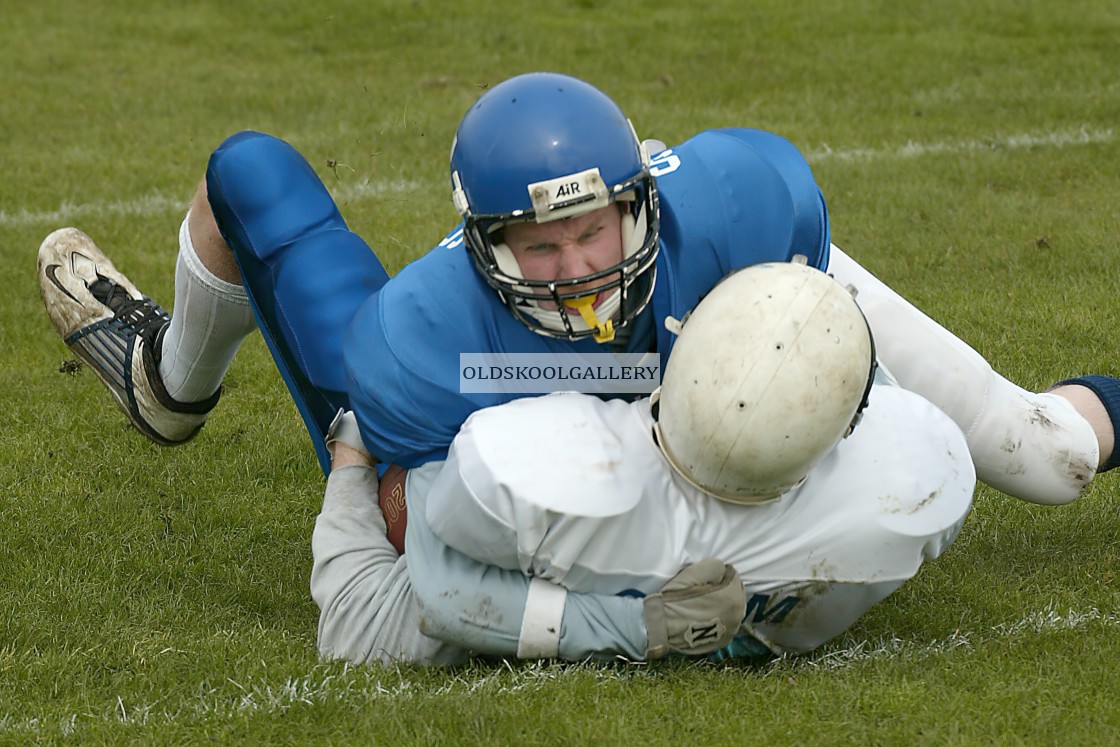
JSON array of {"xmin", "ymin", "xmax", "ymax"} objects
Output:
[{"xmin": 205, "ymin": 131, "xmax": 390, "ymax": 473}]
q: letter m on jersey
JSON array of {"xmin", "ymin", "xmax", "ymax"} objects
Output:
[{"xmin": 745, "ymin": 593, "xmax": 801, "ymax": 624}]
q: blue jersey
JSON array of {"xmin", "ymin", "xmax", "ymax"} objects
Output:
[{"xmin": 343, "ymin": 128, "xmax": 830, "ymax": 467}]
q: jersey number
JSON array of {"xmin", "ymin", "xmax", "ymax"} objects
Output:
[
  {"xmin": 649, "ymin": 149, "xmax": 682, "ymax": 177},
  {"xmin": 745, "ymin": 593, "xmax": 801, "ymax": 624}
]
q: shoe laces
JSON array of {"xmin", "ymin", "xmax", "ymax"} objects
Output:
[{"xmin": 89, "ymin": 276, "xmax": 169, "ymax": 344}]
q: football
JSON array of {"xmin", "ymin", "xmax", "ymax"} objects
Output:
[{"xmin": 378, "ymin": 464, "xmax": 408, "ymax": 554}]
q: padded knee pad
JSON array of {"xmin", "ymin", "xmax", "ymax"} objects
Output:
[
  {"xmin": 966, "ymin": 383, "xmax": 1097, "ymax": 504},
  {"xmin": 205, "ymin": 131, "xmax": 390, "ymax": 473},
  {"xmin": 208, "ymin": 131, "xmax": 346, "ymax": 260}
]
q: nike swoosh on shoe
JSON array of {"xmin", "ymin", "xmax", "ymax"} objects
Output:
[{"xmin": 45, "ymin": 263, "xmax": 82, "ymax": 304}]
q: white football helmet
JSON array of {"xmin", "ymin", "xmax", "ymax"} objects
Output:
[{"xmin": 652, "ymin": 262, "xmax": 876, "ymax": 504}]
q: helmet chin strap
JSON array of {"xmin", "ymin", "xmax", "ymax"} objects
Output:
[
  {"xmin": 520, "ymin": 288, "xmax": 622, "ymax": 341},
  {"xmin": 563, "ymin": 295, "xmax": 615, "ymax": 343}
]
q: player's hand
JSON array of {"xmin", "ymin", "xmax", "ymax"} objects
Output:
[
  {"xmin": 329, "ymin": 440, "xmax": 373, "ymax": 469},
  {"xmin": 642, "ymin": 559, "xmax": 746, "ymax": 659},
  {"xmin": 326, "ymin": 409, "xmax": 372, "ymax": 466}
]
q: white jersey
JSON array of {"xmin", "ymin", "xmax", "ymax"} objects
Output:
[{"xmin": 424, "ymin": 381, "xmax": 975, "ymax": 655}]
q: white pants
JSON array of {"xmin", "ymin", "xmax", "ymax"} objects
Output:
[{"xmin": 827, "ymin": 246, "xmax": 1098, "ymax": 504}]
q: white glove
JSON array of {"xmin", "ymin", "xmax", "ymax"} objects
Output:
[
  {"xmin": 643, "ymin": 559, "xmax": 746, "ymax": 659},
  {"xmin": 326, "ymin": 408, "xmax": 371, "ymax": 458}
]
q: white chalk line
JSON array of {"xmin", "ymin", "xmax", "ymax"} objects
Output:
[
  {"xmin": 2, "ymin": 126, "xmax": 1113, "ymax": 231},
  {"xmin": 796, "ymin": 604, "xmax": 1118, "ymax": 671},
  {"xmin": 0, "ymin": 178, "xmax": 422, "ymax": 230},
  {"xmin": 2, "ymin": 603, "xmax": 1117, "ymax": 736},
  {"xmin": 805, "ymin": 125, "xmax": 1113, "ymax": 164}
]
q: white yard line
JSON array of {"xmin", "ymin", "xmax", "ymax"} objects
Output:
[
  {"xmin": 2, "ymin": 127, "xmax": 1113, "ymax": 230},
  {"xmin": 2, "ymin": 603, "xmax": 1118, "ymax": 735},
  {"xmin": 804, "ymin": 125, "xmax": 1113, "ymax": 164},
  {"xmin": 800, "ymin": 605, "xmax": 1120, "ymax": 671},
  {"xmin": 0, "ymin": 179, "xmax": 423, "ymax": 230}
]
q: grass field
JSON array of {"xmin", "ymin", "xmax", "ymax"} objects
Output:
[{"xmin": 2, "ymin": 0, "xmax": 1119, "ymax": 743}]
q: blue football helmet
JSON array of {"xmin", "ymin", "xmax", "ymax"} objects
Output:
[{"xmin": 450, "ymin": 72, "xmax": 660, "ymax": 343}]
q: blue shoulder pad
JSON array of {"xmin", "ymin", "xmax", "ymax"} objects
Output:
[{"xmin": 648, "ymin": 128, "xmax": 831, "ymax": 361}]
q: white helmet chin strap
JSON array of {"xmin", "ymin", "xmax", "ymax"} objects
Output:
[{"xmin": 491, "ymin": 201, "xmax": 647, "ymax": 341}]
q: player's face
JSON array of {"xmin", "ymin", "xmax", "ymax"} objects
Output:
[{"xmin": 504, "ymin": 205, "xmax": 624, "ymax": 310}]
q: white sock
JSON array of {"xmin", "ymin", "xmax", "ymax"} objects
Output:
[{"xmin": 158, "ymin": 214, "xmax": 258, "ymax": 403}]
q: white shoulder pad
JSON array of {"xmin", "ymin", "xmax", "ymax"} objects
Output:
[{"xmin": 458, "ymin": 393, "xmax": 643, "ymax": 518}]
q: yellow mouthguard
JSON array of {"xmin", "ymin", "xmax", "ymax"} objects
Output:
[{"xmin": 564, "ymin": 295, "xmax": 615, "ymax": 343}]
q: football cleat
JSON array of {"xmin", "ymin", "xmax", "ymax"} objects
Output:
[{"xmin": 37, "ymin": 227, "xmax": 219, "ymax": 445}]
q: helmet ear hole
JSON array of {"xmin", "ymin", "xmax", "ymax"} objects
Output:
[{"xmin": 656, "ymin": 262, "xmax": 876, "ymax": 504}]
